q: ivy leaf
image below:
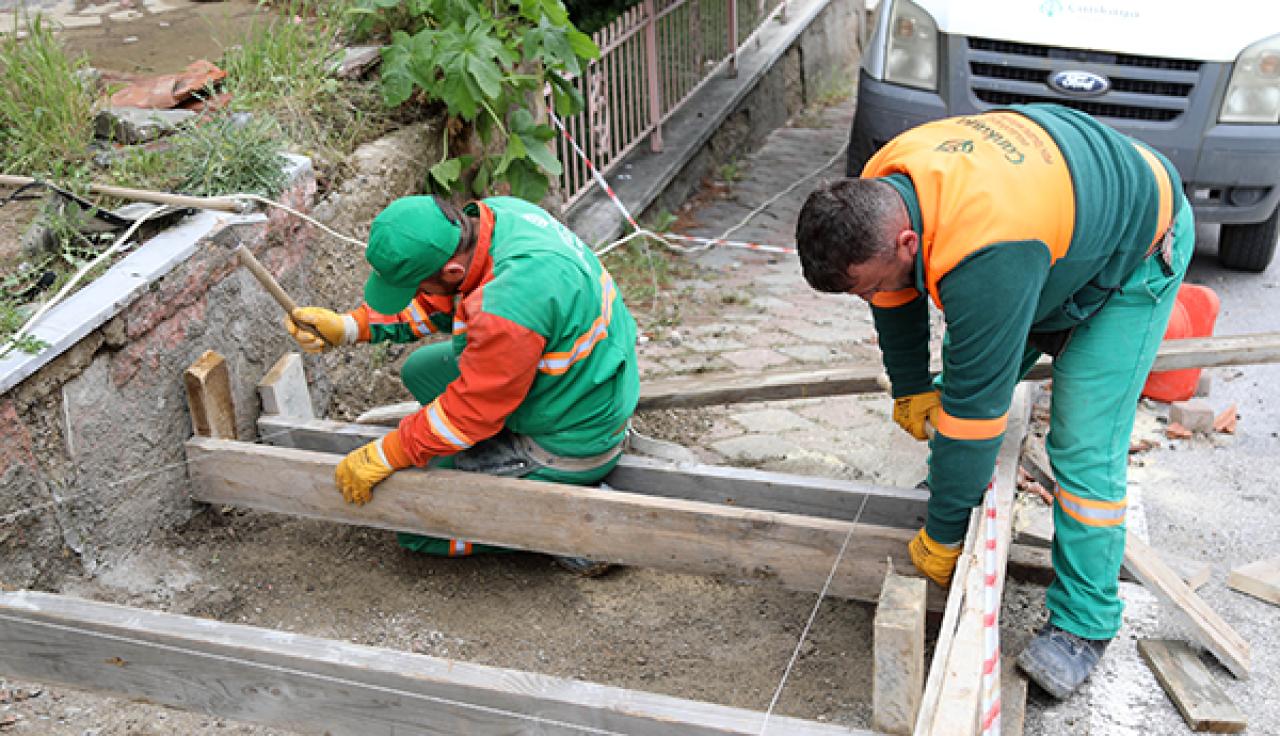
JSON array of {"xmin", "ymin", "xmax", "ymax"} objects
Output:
[
  {"xmin": 546, "ymin": 71, "xmax": 584, "ymax": 117},
  {"xmin": 472, "ymin": 159, "xmax": 492, "ymax": 197},
  {"xmin": 567, "ymin": 29, "xmax": 599, "ymax": 61},
  {"xmin": 494, "ymin": 133, "xmax": 527, "ymax": 176},
  {"xmin": 509, "ymin": 111, "xmax": 561, "ymax": 176},
  {"xmin": 522, "ymin": 18, "xmax": 579, "ymax": 76},
  {"xmin": 430, "ymin": 157, "xmax": 463, "ymax": 191},
  {"xmin": 379, "ymin": 32, "xmax": 420, "ymax": 107},
  {"xmin": 505, "ymin": 158, "xmax": 550, "ymax": 203}
]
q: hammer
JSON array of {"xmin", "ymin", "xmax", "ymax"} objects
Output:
[{"xmin": 236, "ymin": 245, "xmax": 334, "ymax": 347}]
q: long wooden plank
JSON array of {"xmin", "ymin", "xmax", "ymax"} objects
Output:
[
  {"xmin": 916, "ymin": 385, "xmax": 1030, "ymax": 736},
  {"xmin": 256, "ymin": 415, "xmax": 933, "ymax": 529},
  {"xmin": 0, "ymin": 590, "xmax": 866, "ymax": 736},
  {"xmin": 1125, "ymin": 536, "xmax": 1251, "ymax": 679},
  {"xmin": 636, "ymin": 333, "xmax": 1280, "ymax": 410},
  {"xmin": 186, "ymin": 437, "xmax": 946, "ymax": 609},
  {"xmin": 1137, "ymin": 639, "xmax": 1247, "ymax": 733}
]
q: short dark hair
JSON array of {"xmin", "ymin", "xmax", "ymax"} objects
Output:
[
  {"xmin": 433, "ymin": 195, "xmax": 478, "ymax": 257},
  {"xmin": 795, "ymin": 178, "xmax": 902, "ymax": 293}
]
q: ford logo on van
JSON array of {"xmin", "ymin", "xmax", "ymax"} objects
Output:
[{"xmin": 1048, "ymin": 70, "xmax": 1110, "ymax": 97}]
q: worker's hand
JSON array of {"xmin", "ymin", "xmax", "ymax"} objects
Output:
[
  {"xmin": 285, "ymin": 307, "xmax": 357, "ymax": 354},
  {"xmin": 908, "ymin": 528, "xmax": 962, "ymax": 587},
  {"xmin": 335, "ymin": 439, "xmax": 397, "ymax": 505},
  {"xmin": 893, "ymin": 390, "xmax": 941, "ymax": 441}
]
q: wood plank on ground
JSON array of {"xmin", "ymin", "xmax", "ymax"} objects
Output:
[
  {"xmin": 1137, "ymin": 639, "xmax": 1247, "ymax": 733},
  {"xmin": 185, "ymin": 437, "xmax": 947, "ymax": 609},
  {"xmin": 1124, "ymin": 536, "xmax": 1251, "ymax": 679},
  {"xmin": 256, "ymin": 415, "xmax": 932, "ymax": 530},
  {"xmin": 916, "ymin": 384, "xmax": 1030, "ymax": 736},
  {"xmin": 1226, "ymin": 556, "xmax": 1280, "ymax": 607},
  {"xmin": 1000, "ymin": 658, "xmax": 1028, "ymax": 736},
  {"xmin": 183, "ymin": 350, "xmax": 237, "ymax": 440},
  {"xmin": 872, "ymin": 571, "xmax": 926, "ymax": 735},
  {"xmin": 0, "ymin": 590, "xmax": 866, "ymax": 736}
]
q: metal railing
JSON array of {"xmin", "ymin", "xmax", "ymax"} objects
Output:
[{"xmin": 551, "ymin": 0, "xmax": 786, "ymax": 210}]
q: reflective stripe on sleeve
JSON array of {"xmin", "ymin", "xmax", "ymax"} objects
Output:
[
  {"xmin": 538, "ymin": 271, "xmax": 616, "ymax": 375},
  {"xmin": 425, "ymin": 398, "xmax": 474, "ymax": 451}
]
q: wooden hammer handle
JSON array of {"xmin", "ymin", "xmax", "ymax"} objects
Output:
[{"xmin": 236, "ymin": 245, "xmax": 299, "ymax": 314}]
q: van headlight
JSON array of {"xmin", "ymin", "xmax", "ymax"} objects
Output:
[
  {"xmin": 1220, "ymin": 32, "xmax": 1280, "ymax": 123},
  {"xmin": 883, "ymin": 0, "xmax": 939, "ymax": 91}
]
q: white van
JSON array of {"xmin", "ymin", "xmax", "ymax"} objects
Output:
[{"xmin": 849, "ymin": 0, "xmax": 1280, "ymax": 271}]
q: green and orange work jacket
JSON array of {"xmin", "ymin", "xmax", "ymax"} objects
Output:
[
  {"xmin": 862, "ymin": 103, "xmax": 1181, "ymax": 528},
  {"xmin": 346, "ymin": 196, "xmax": 640, "ymax": 465}
]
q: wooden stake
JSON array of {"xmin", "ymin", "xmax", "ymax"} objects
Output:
[
  {"xmin": 183, "ymin": 350, "xmax": 237, "ymax": 440},
  {"xmin": 872, "ymin": 571, "xmax": 926, "ymax": 735}
]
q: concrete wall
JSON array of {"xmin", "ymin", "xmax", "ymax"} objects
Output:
[{"xmin": 0, "ymin": 124, "xmax": 440, "ymax": 589}]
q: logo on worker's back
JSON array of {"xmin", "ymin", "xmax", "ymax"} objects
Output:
[
  {"xmin": 1048, "ymin": 70, "xmax": 1111, "ymax": 97},
  {"xmin": 935, "ymin": 139, "xmax": 974, "ymax": 154}
]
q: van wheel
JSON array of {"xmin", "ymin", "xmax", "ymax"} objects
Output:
[{"xmin": 1219, "ymin": 206, "xmax": 1280, "ymax": 272}]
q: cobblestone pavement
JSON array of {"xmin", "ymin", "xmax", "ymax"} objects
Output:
[{"xmin": 630, "ymin": 98, "xmax": 933, "ymax": 490}]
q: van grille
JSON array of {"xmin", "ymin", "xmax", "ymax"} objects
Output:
[{"xmin": 965, "ymin": 36, "xmax": 1203, "ymax": 123}]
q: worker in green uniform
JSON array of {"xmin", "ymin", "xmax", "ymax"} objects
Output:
[
  {"xmin": 794, "ymin": 103, "xmax": 1192, "ymax": 699},
  {"xmin": 285, "ymin": 195, "xmax": 639, "ymax": 574}
]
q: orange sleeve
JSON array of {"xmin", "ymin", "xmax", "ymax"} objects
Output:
[
  {"xmin": 394, "ymin": 310, "xmax": 546, "ymax": 465},
  {"xmin": 346, "ymin": 294, "xmax": 456, "ymax": 342}
]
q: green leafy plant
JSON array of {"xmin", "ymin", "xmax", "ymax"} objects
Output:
[
  {"xmin": 365, "ymin": 0, "xmax": 598, "ymax": 201},
  {"xmin": 0, "ymin": 13, "xmax": 96, "ymax": 179},
  {"xmin": 170, "ymin": 114, "xmax": 290, "ymax": 197}
]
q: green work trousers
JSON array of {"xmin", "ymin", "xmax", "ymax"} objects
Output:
[
  {"xmin": 1032, "ymin": 199, "xmax": 1194, "ymax": 639},
  {"xmin": 394, "ymin": 341, "xmax": 622, "ymax": 557}
]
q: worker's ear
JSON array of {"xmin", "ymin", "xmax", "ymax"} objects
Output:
[
  {"xmin": 895, "ymin": 228, "xmax": 919, "ymax": 262},
  {"xmin": 437, "ymin": 258, "xmax": 467, "ymax": 287}
]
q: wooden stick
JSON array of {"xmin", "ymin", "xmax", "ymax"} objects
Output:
[
  {"xmin": 184, "ymin": 436, "xmax": 946, "ymax": 608},
  {"xmin": 0, "ymin": 173, "xmax": 246, "ymax": 213},
  {"xmin": 236, "ymin": 245, "xmax": 299, "ymax": 314},
  {"xmin": 183, "ymin": 350, "xmax": 237, "ymax": 440},
  {"xmin": 0, "ymin": 590, "xmax": 866, "ymax": 736}
]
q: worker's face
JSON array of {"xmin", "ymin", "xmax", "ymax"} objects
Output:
[{"xmin": 843, "ymin": 229, "xmax": 918, "ymax": 302}]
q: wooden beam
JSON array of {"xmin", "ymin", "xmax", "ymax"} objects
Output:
[
  {"xmin": 185, "ymin": 437, "xmax": 946, "ymax": 608},
  {"xmin": 256, "ymin": 415, "xmax": 932, "ymax": 529},
  {"xmin": 183, "ymin": 350, "xmax": 237, "ymax": 440},
  {"xmin": 0, "ymin": 590, "xmax": 866, "ymax": 736},
  {"xmin": 1137, "ymin": 639, "xmax": 1247, "ymax": 733},
  {"xmin": 1124, "ymin": 536, "xmax": 1251, "ymax": 679},
  {"xmin": 1000, "ymin": 659, "xmax": 1028, "ymax": 736},
  {"xmin": 872, "ymin": 571, "xmax": 926, "ymax": 735},
  {"xmin": 916, "ymin": 385, "xmax": 1031, "ymax": 736},
  {"xmin": 257, "ymin": 352, "xmax": 314, "ymax": 419},
  {"xmin": 635, "ymin": 332, "xmax": 1280, "ymax": 411},
  {"xmin": 1227, "ymin": 556, "xmax": 1280, "ymax": 607}
]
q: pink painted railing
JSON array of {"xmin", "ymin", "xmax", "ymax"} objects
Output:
[{"xmin": 552, "ymin": 0, "xmax": 786, "ymax": 210}]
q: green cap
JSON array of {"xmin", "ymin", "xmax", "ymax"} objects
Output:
[{"xmin": 363, "ymin": 197, "xmax": 461, "ymax": 314}]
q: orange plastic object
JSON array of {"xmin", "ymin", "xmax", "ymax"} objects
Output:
[{"xmin": 1141, "ymin": 283, "xmax": 1220, "ymax": 402}]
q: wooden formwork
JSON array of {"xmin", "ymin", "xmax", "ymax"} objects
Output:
[{"xmin": 0, "ymin": 350, "xmax": 1037, "ymax": 735}]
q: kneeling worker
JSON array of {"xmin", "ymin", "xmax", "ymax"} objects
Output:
[
  {"xmin": 794, "ymin": 103, "xmax": 1191, "ymax": 699},
  {"xmin": 286, "ymin": 195, "xmax": 639, "ymax": 574}
]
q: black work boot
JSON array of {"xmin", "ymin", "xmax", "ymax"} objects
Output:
[{"xmin": 1016, "ymin": 623, "xmax": 1110, "ymax": 700}]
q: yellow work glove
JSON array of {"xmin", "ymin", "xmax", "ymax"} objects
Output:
[
  {"xmin": 908, "ymin": 528, "xmax": 962, "ymax": 587},
  {"xmin": 893, "ymin": 390, "xmax": 942, "ymax": 441},
  {"xmin": 284, "ymin": 307, "xmax": 358, "ymax": 354}
]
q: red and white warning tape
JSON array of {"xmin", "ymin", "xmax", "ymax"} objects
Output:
[
  {"xmin": 550, "ymin": 114, "xmax": 797, "ymax": 256},
  {"xmin": 980, "ymin": 476, "xmax": 1002, "ymax": 736}
]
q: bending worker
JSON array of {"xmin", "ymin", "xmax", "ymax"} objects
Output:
[
  {"xmin": 794, "ymin": 103, "xmax": 1191, "ymax": 700},
  {"xmin": 285, "ymin": 195, "xmax": 639, "ymax": 573}
]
